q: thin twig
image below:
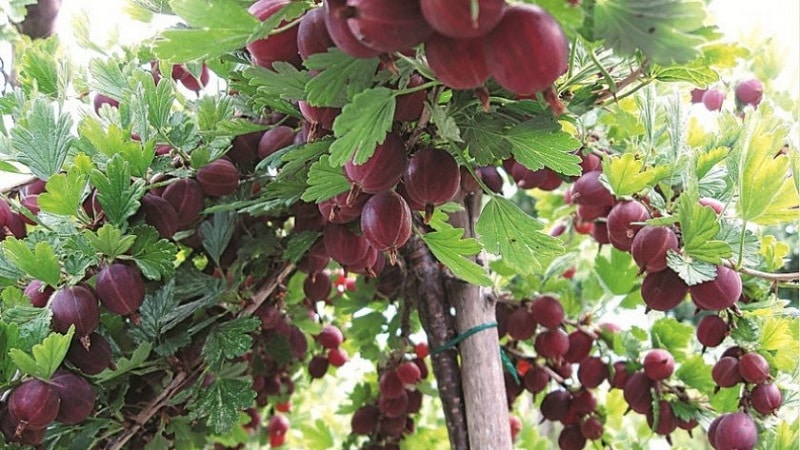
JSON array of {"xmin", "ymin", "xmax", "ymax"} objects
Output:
[
  {"xmin": 239, "ymin": 261, "xmax": 296, "ymax": 317},
  {"xmin": 721, "ymin": 261, "xmax": 800, "ymax": 283}
]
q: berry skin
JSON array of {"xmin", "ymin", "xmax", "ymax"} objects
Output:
[{"xmin": 643, "ymin": 349, "xmax": 675, "ymax": 381}]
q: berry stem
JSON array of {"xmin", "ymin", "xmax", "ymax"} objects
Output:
[{"xmin": 721, "ymin": 260, "xmax": 799, "ymax": 283}]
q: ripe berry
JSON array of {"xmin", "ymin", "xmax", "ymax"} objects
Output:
[
  {"xmin": 702, "ymin": 88, "xmax": 725, "ymax": 112},
  {"xmin": 322, "ymin": 0, "xmax": 381, "ymax": 59},
  {"xmin": 403, "ymin": 147, "xmax": 461, "ymax": 213},
  {"xmin": 303, "ymin": 272, "xmax": 332, "ymax": 301},
  {"xmin": 95, "ymin": 263, "xmax": 145, "ymax": 316},
  {"xmin": 396, "ymin": 361, "xmax": 422, "ymax": 385},
  {"xmin": 713, "ymin": 412, "xmax": 757, "ymax": 450},
  {"xmin": 351, "ymin": 404, "xmax": 380, "ymax": 435},
  {"xmin": 609, "ymin": 361, "xmax": 631, "ymax": 389},
  {"xmin": 379, "ymin": 390, "xmax": 409, "ymax": 418},
  {"xmin": 8, "ymin": 379, "xmax": 60, "ymax": 430},
  {"xmin": 523, "ymin": 365, "xmax": 550, "ymax": 394},
  {"xmin": 50, "ymin": 285, "xmax": 100, "ymax": 338},
  {"xmin": 140, "ymin": 194, "xmax": 180, "ymax": 238},
  {"xmin": 345, "ymin": 0, "xmax": 433, "ymax": 53},
  {"xmin": 606, "ymin": 200, "xmax": 650, "ymax": 252},
  {"xmin": 161, "ymin": 178, "xmax": 204, "ymax": 229},
  {"xmin": 506, "ymin": 307, "xmax": 537, "ymax": 341},
  {"xmin": 297, "ymin": 6, "xmax": 335, "ymax": 60},
  {"xmin": 327, "ymin": 347, "xmax": 348, "ymax": 367},
  {"xmin": 50, "ymin": 370, "xmax": 95, "ymax": 425},
  {"xmin": 564, "ymin": 331, "xmax": 594, "ymax": 363},
  {"xmin": 246, "ymin": 0, "xmax": 301, "ymax": 68},
  {"xmin": 571, "ymin": 171, "xmax": 614, "ymax": 206},
  {"xmin": 578, "ymin": 356, "xmax": 609, "ymax": 389},
  {"xmin": 580, "ymin": 416, "xmax": 603, "ymax": 440},
  {"xmin": 646, "ymin": 400, "xmax": 678, "ymax": 436},
  {"xmin": 738, "ymin": 352, "xmax": 770, "ymax": 384},
  {"xmin": 541, "ymin": 389, "xmax": 572, "ymax": 421},
  {"xmin": 360, "ymin": 191, "xmax": 413, "ymax": 259},
  {"xmin": 530, "ymin": 295, "xmax": 564, "ymax": 329},
  {"xmin": 483, "ymin": 4, "xmax": 568, "ymax": 96},
  {"xmin": 534, "ymin": 329, "xmax": 570, "ymax": 359},
  {"xmin": 424, "ymin": 34, "xmax": 489, "ymax": 90},
  {"xmin": 196, "ymin": 159, "xmax": 239, "ymax": 197},
  {"xmin": 630, "ymin": 226, "xmax": 679, "ymax": 272},
  {"xmin": 316, "ymin": 324, "xmax": 344, "ymax": 349},
  {"xmin": 344, "ymin": 133, "xmax": 407, "ymax": 195},
  {"xmin": 689, "ymin": 265, "xmax": 742, "ymax": 311},
  {"xmin": 308, "ymin": 355, "xmax": 329, "ymax": 378},
  {"xmin": 379, "ymin": 370, "xmax": 405, "ymax": 399},
  {"xmin": 67, "ymin": 332, "xmax": 113, "ymax": 375},
  {"xmin": 750, "ymin": 383, "xmax": 782, "ymax": 415},
  {"xmin": 696, "ymin": 315, "xmax": 728, "ymax": 348},
  {"xmin": 641, "ymin": 269, "xmax": 688, "ymax": 311},
  {"xmin": 643, "ymin": 349, "xmax": 675, "ymax": 381},
  {"xmin": 623, "ymin": 372, "xmax": 654, "ymax": 413},
  {"xmin": 712, "ymin": 356, "xmax": 742, "ymax": 388},
  {"xmin": 323, "ymin": 223, "xmax": 370, "ymax": 266},
  {"xmin": 734, "ymin": 79, "xmax": 764, "ymax": 108},
  {"xmin": 394, "ymin": 73, "xmax": 428, "ymax": 122},
  {"xmin": 24, "ymin": 280, "xmax": 52, "ymax": 308},
  {"xmin": 558, "ymin": 424, "xmax": 586, "ymax": 450},
  {"xmin": 420, "ymin": 0, "xmax": 505, "ymax": 38},
  {"xmin": 257, "ymin": 126, "xmax": 295, "ymax": 160}
]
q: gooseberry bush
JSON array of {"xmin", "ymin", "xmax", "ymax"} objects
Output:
[{"xmin": 0, "ymin": 0, "xmax": 798, "ymax": 449}]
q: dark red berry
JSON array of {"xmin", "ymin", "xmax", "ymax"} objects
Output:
[
  {"xmin": 641, "ymin": 269, "xmax": 688, "ymax": 311},
  {"xmin": 541, "ymin": 389, "xmax": 572, "ymax": 421},
  {"xmin": 323, "ymin": 0, "xmax": 381, "ymax": 59},
  {"xmin": 420, "ymin": 0, "xmax": 505, "ymax": 38},
  {"xmin": 738, "ymin": 352, "xmax": 770, "ymax": 384},
  {"xmin": 689, "ymin": 265, "xmax": 742, "ymax": 311},
  {"xmin": 534, "ymin": 329, "xmax": 570, "ymax": 359},
  {"xmin": 308, "ymin": 355, "xmax": 329, "ymax": 378},
  {"xmin": 558, "ymin": 424, "xmax": 586, "ymax": 450},
  {"xmin": 606, "ymin": 200, "xmax": 650, "ymax": 252},
  {"xmin": 403, "ymin": 147, "xmax": 461, "ymax": 211},
  {"xmin": 643, "ymin": 349, "xmax": 674, "ymax": 381},
  {"xmin": 506, "ymin": 307, "xmax": 537, "ymax": 341},
  {"xmin": 196, "ymin": 159, "xmax": 239, "ymax": 197},
  {"xmin": 712, "ymin": 356, "xmax": 742, "ymax": 388},
  {"xmin": 140, "ymin": 193, "xmax": 180, "ymax": 238},
  {"xmin": 50, "ymin": 285, "xmax": 100, "ymax": 338},
  {"xmin": 351, "ymin": 404, "xmax": 380, "ymax": 435},
  {"xmin": 578, "ymin": 357, "xmax": 608, "ymax": 388},
  {"xmin": 24, "ymin": 280, "xmax": 52, "ymax": 308},
  {"xmin": 161, "ymin": 178, "xmax": 204, "ymax": 229},
  {"xmin": 246, "ymin": 0, "xmax": 301, "ymax": 68},
  {"xmin": 8, "ymin": 379, "xmax": 60, "ymax": 430},
  {"xmin": 646, "ymin": 400, "xmax": 678, "ymax": 436},
  {"xmin": 750, "ymin": 383, "xmax": 781, "ymax": 415},
  {"xmin": 67, "ymin": 332, "xmax": 113, "ymax": 375},
  {"xmin": 702, "ymin": 88, "xmax": 725, "ymax": 112},
  {"xmin": 530, "ymin": 295, "xmax": 564, "ymax": 329},
  {"xmin": 630, "ymin": 226, "xmax": 679, "ymax": 272},
  {"xmin": 483, "ymin": 4, "xmax": 568, "ymax": 96},
  {"xmin": 95, "ymin": 263, "xmax": 145, "ymax": 316},
  {"xmin": 50, "ymin": 370, "xmax": 95, "ymax": 425},
  {"xmin": 734, "ymin": 79, "xmax": 763, "ymax": 108},
  {"xmin": 424, "ymin": 33, "xmax": 489, "ymax": 90},
  {"xmin": 713, "ymin": 412, "xmax": 757, "ymax": 450},
  {"xmin": 345, "ymin": 0, "xmax": 433, "ymax": 53},
  {"xmin": 623, "ymin": 371, "xmax": 654, "ymax": 414},
  {"xmin": 345, "ymin": 133, "xmax": 407, "ymax": 194},
  {"xmin": 316, "ymin": 324, "xmax": 343, "ymax": 349},
  {"xmin": 697, "ymin": 315, "xmax": 728, "ymax": 348}
]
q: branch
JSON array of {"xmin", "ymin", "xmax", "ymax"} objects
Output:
[
  {"xmin": 594, "ymin": 64, "xmax": 647, "ymax": 105},
  {"xmin": 106, "ymin": 260, "xmax": 295, "ymax": 449},
  {"xmin": 402, "ymin": 234, "xmax": 469, "ymax": 450},
  {"xmin": 722, "ymin": 261, "xmax": 800, "ymax": 283}
]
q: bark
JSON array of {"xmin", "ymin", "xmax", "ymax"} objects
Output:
[
  {"xmin": 402, "ymin": 192, "xmax": 512, "ymax": 450},
  {"xmin": 447, "ymin": 192, "xmax": 512, "ymax": 450},
  {"xmin": 403, "ymin": 235, "xmax": 469, "ymax": 450}
]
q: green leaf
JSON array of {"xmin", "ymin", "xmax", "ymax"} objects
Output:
[
  {"xmin": 675, "ymin": 355, "xmax": 715, "ymax": 392},
  {"xmin": 601, "ymin": 153, "xmax": 661, "ymax": 197},
  {"xmin": 666, "ymin": 250, "xmax": 716, "ymax": 286},
  {"xmin": 421, "ymin": 213, "xmax": 491, "ymax": 286},
  {"xmin": 130, "ymin": 226, "xmax": 178, "ymax": 280},
  {"xmin": 37, "ymin": 168, "xmax": 88, "ymax": 216},
  {"xmin": 504, "ymin": 118, "xmax": 581, "ymax": 176},
  {"xmin": 130, "ymin": 279, "xmax": 177, "ymax": 343},
  {"xmin": 0, "ymin": 322, "xmax": 21, "ymax": 383},
  {"xmin": 284, "ymin": 231, "xmax": 321, "ymax": 264},
  {"xmin": 329, "ymin": 87, "xmax": 396, "ymax": 166},
  {"xmin": 245, "ymin": 63, "xmax": 310, "ymax": 102},
  {"xmin": 429, "ymin": 102, "xmax": 463, "ymax": 143},
  {"xmin": 297, "ymin": 419, "xmax": 336, "ymax": 450},
  {"xmin": 190, "ymin": 377, "xmax": 255, "ymax": 434},
  {"xmin": 200, "ymin": 211, "xmax": 237, "ymax": 267},
  {"xmin": 300, "ymin": 155, "xmax": 350, "ymax": 203},
  {"xmin": 710, "ymin": 386, "xmax": 742, "ymax": 413},
  {"xmin": 650, "ymin": 317, "xmax": 693, "ymax": 360},
  {"xmin": 202, "ymin": 317, "xmax": 260, "ymax": 371},
  {"xmin": 594, "ymin": 248, "xmax": 638, "ymax": 295},
  {"xmin": 8, "ymin": 326, "xmax": 75, "ymax": 379},
  {"xmin": 90, "ymin": 155, "xmax": 147, "ymax": 231},
  {"xmin": 735, "ymin": 108, "xmax": 800, "ymax": 225},
  {"xmin": 11, "ymin": 97, "xmax": 74, "ymax": 180},
  {"xmin": 84, "ymin": 224, "xmax": 137, "ymax": 260},
  {"xmin": 475, "ymin": 197, "xmax": 563, "ymax": 275},
  {"xmin": 304, "ymin": 49, "xmax": 380, "ymax": 107},
  {"xmin": 2, "ymin": 237, "xmax": 61, "ymax": 287},
  {"xmin": 95, "ymin": 342, "xmax": 152, "ymax": 382},
  {"xmin": 677, "ymin": 195, "xmax": 731, "ymax": 264},
  {"xmin": 89, "ymin": 58, "xmax": 130, "ymax": 101},
  {"xmin": 78, "ymin": 120, "xmax": 155, "ymax": 177},
  {"xmin": 153, "ymin": 0, "xmax": 259, "ymax": 61},
  {"xmin": 15, "ymin": 38, "xmax": 60, "ymax": 97},
  {"xmin": 593, "ymin": 0, "xmax": 708, "ymax": 65},
  {"xmin": 758, "ymin": 317, "xmax": 795, "ymax": 352},
  {"xmin": 461, "ymin": 113, "xmax": 513, "ymax": 165},
  {"xmin": 652, "ymin": 63, "xmax": 719, "ymax": 85}
]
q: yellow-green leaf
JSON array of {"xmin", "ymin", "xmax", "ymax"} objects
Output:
[{"xmin": 601, "ymin": 153, "xmax": 657, "ymax": 196}]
